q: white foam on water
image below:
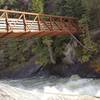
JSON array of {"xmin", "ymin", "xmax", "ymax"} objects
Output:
[{"xmin": 0, "ymin": 75, "xmax": 100, "ymax": 100}]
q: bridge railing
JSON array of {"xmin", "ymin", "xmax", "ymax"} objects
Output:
[{"xmin": 0, "ymin": 9, "xmax": 79, "ymax": 37}]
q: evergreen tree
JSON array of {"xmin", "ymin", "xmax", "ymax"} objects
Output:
[
  {"xmin": 0, "ymin": 0, "xmax": 43, "ymax": 12},
  {"xmin": 82, "ymin": 0, "xmax": 100, "ymax": 29},
  {"xmin": 44, "ymin": 0, "xmax": 86, "ymax": 19},
  {"xmin": 57, "ymin": 0, "xmax": 86, "ymax": 19}
]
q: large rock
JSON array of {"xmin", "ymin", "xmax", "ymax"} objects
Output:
[
  {"xmin": 0, "ymin": 56, "xmax": 42, "ymax": 79},
  {"xmin": 63, "ymin": 40, "xmax": 78, "ymax": 65}
]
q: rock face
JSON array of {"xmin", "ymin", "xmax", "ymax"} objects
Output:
[
  {"xmin": 0, "ymin": 56, "xmax": 42, "ymax": 79},
  {"xmin": 45, "ymin": 62, "xmax": 100, "ymax": 78},
  {"xmin": 44, "ymin": 0, "xmax": 57, "ymax": 14},
  {"xmin": 44, "ymin": 38, "xmax": 100, "ymax": 78},
  {"xmin": 12, "ymin": 63, "xmax": 42, "ymax": 79},
  {"xmin": 63, "ymin": 40, "xmax": 77, "ymax": 65},
  {"xmin": 0, "ymin": 32, "xmax": 99, "ymax": 79},
  {"xmin": 92, "ymin": 29, "xmax": 100, "ymax": 41}
]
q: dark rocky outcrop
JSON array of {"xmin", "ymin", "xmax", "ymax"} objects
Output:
[
  {"xmin": 43, "ymin": 61, "xmax": 100, "ymax": 78},
  {"xmin": 0, "ymin": 56, "xmax": 42, "ymax": 79}
]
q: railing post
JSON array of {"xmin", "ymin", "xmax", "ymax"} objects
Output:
[
  {"xmin": 5, "ymin": 12, "xmax": 9, "ymax": 32},
  {"xmin": 49, "ymin": 16, "xmax": 53, "ymax": 31},
  {"xmin": 23, "ymin": 14, "xmax": 27, "ymax": 32},
  {"xmin": 37, "ymin": 15, "xmax": 41, "ymax": 31}
]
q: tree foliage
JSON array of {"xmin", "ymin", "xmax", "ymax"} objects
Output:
[
  {"xmin": 57, "ymin": 0, "xmax": 86, "ymax": 19},
  {"xmin": 0, "ymin": 0, "xmax": 43, "ymax": 12},
  {"xmin": 82, "ymin": 0, "xmax": 100, "ymax": 29}
]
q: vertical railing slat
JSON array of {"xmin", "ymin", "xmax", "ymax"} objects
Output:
[
  {"xmin": 23, "ymin": 14, "xmax": 27, "ymax": 32},
  {"xmin": 5, "ymin": 12, "xmax": 9, "ymax": 32},
  {"xmin": 37, "ymin": 15, "xmax": 41, "ymax": 31},
  {"xmin": 49, "ymin": 16, "xmax": 53, "ymax": 31}
]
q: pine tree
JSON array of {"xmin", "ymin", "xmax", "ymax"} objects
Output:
[
  {"xmin": 82, "ymin": 0, "xmax": 100, "ymax": 29},
  {"xmin": 57, "ymin": 0, "xmax": 86, "ymax": 19}
]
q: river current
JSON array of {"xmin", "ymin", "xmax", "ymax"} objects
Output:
[{"xmin": 0, "ymin": 75, "xmax": 100, "ymax": 100}]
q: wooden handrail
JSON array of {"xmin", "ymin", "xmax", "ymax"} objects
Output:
[{"xmin": 0, "ymin": 9, "xmax": 77, "ymax": 20}]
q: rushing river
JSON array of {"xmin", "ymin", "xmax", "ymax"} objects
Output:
[{"xmin": 0, "ymin": 75, "xmax": 100, "ymax": 100}]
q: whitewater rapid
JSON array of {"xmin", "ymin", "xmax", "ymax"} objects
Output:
[{"xmin": 0, "ymin": 75, "xmax": 100, "ymax": 100}]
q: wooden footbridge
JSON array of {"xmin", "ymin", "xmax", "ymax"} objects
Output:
[{"xmin": 0, "ymin": 9, "xmax": 80, "ymax": 38}]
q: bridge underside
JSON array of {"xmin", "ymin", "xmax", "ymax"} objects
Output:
[
  {"xmin": 0, "ymin": 31, "xmax": 75, "ymax": 38},
  {"xmin": 0, "ymin": 9, "xmax": 80, "ymax": 38}
]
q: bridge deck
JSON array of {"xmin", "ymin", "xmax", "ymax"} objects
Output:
[{"xmin": 0, "ymin": 9, "xmax": 80, "ymax": 37}]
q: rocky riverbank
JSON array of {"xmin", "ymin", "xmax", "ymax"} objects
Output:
[{"xmin": 0, "ymin": 29, "xmax": 99, "ymax": 79}]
